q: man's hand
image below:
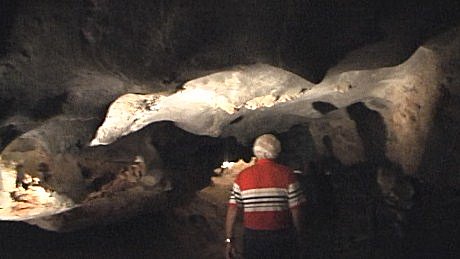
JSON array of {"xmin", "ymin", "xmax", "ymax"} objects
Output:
[{"xmin": 225, "ymin": 242, "xmax": 235, "ymax": 259}]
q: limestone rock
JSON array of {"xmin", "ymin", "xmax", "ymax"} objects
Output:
[
  {"xmin": 0, "ymin": 156, "xmax": 75, "ymax": 221},
  {"xmin": 89, "ymin": 41, "xmax": 442, "ymax": 173},
  {"xmin": 0, "ymin": 158, "xmax": 17, "ymax": 192},
  {"xmin": 0, "ymin": 1, "xmax": 459, "ymax": 238},
  {"xmin": 0, "ymin": 114, "xmax": 170, "ymax": 231},
  {"xmin": 90, "ymin": 64, "xmax": 313, "ymax": 146}
]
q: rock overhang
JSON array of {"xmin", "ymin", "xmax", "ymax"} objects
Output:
[{"xmin": 0, "ymin": 0, "xmax": 458, "ymax": 231}]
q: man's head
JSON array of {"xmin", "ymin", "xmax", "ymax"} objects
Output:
[{"xmin": 253, "ymin": 134, "xmax": 281, "ymax": 159}]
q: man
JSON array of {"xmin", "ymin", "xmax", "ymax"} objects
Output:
[{"xmin": 225, "ymin": 134, "xmax": 306, "ymax": 259}]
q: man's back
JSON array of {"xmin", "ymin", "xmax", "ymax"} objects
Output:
[
  {"xmin": 230, "ymin": 159, "xmax": 304, "ymax": 230},
  {"xmin": 225, "ymin": 134, "xmax": 305, "ymax": 259},
  {"xmin": 238, "ymin": 159, "xmax": 292, "ymax": 190}
]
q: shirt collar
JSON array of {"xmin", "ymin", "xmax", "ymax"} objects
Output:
[{"xmin": 256, "ymin": 158, "xmax": 275, "ymax": 164}]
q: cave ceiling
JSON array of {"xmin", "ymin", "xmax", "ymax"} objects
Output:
[{"xmin": 0, "ymin": 0, "xmax": 459, "ymax": 231}]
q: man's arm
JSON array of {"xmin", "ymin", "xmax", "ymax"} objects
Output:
[
  {"xmin": 225, "ymin": 205, "xmax": 238, "ymax": 259},
  {"xmin": 225, "ymin": 205, "xmax": 238, "ymax": 239},
  {"xmin": 291, "ymin": 205, "xmax": 308, "ymax": 258},
  {"xmin": 287, "ymin": 177, "xmax": 306, "ymax": 244},
  {"xmin": 226, "ymin": 181, "xmax": 242, "ymax": 240},
  {"xmin": 290, "ymin": 206, "xmax": 303, "ymax": 236}
]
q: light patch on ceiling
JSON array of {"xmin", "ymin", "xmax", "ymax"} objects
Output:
[
  {"xmin": 90, "ymin": 64, "xmax": 314, "ymax": 146},
  {"xmin": 89, "ymin": 47, "xmax": 436, "ymax": 147}
]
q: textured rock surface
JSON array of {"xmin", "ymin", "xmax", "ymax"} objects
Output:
[
  {"xmin": 91, "ymin": 44, "xmax": 442, "ymax": 174},
  {"xmin": 90, "ymin": 64, "xmax": 314, "ymax": 146},
  {"xmin": 0, "ymin": 1, "xmax": 459, "ymax": 258}
]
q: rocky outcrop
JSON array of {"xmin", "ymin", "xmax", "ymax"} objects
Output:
[
  {"xmin": 89, "ymin": 64, "xmax": 314, "ymax": 146},
  {"xmin": 90, "ymin": 42, "xmax": 442, "ymax": 174},
  {"xmin": 0, "ymin": 2, "xmax": 458, "ymax": 251},
  {"xmin": 1, "ymin": 25, "xmax": 459, "ymax": 232},
  {"xmin": 0, "ymin": 115, "xmax": 172, "ymax": 231}
]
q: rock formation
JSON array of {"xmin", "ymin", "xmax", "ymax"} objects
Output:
[{"xmin": 0, "ymin": 0, "xmax": 459, "ymax": 258}]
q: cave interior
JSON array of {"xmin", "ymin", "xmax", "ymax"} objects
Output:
[{"xmin": 0, "ymin": 0, "xmax": 459, "ymax": 258}]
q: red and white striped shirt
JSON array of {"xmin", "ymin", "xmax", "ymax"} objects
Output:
[{"xmin": 228, "ymin": 159, "xmax": 306, "ymax": 230}]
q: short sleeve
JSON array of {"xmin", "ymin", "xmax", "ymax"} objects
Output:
[
  {"xmin": 287, "ymin": 174, "xmax": 306, "ymax": 208},
  {"xmin": 228, "ymin": 182, "xmax": 243, "ymax": 207}
]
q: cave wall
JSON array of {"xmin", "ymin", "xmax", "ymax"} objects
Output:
[
  {"xmin": 418, "ymin": 27, "xmax": 460, "ymax": 187},
  {"xmin": 0, "ymin": 4, "xmax": 459, "ymax": 259}
]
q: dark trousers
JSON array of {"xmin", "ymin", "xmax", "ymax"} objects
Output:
[{"xmin": 243, "ymin": 228, "xmax": 298, "ymax": 259}]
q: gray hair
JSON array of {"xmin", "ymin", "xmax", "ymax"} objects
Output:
[{"xmin": 253, "ymin": 134, "xmax": 281, "ymax": 159}]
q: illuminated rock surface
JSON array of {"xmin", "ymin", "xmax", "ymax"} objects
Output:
[
  {"xmin": 91, "ymin": 45, "xmax": 440, "ymax": 174},
  {"xmin": 0, "ymin": 1, "xmax": 459, "ymax": 258},
  {"xmin": 90, "ymin": 64, "xmax": 314, "ymax": 146}
]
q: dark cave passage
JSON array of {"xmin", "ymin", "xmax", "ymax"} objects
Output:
[
  {"xmin": 312, "ymin": 101, "xmax": 338, "ymax": 115},
  {"xmin": 148, "ymin": 122, "xmax": 252, "ymax": 194},
  {"xmin": 347, "ymin": 102, "xmax": 387, "ymax": 166},
  {"xmin": 1, "ymin": 0, "xmax": 460, "ymax": 258}
]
